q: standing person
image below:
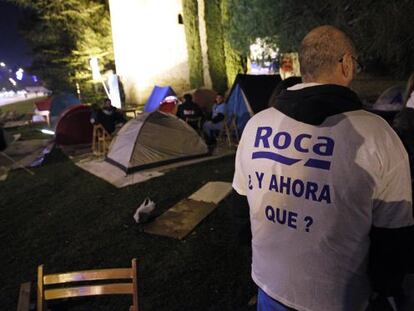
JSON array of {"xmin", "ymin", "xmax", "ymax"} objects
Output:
[
  {"xmin": 203, "ymin": 93, "xmax": 226, "ymax": 145},
  {"xmin": 232, "ymin": 25, "xmax": 414, "ymax": 311},
  {"xmin": 176, "ymin": 93, "xmax": 204, "ymax": 131}
]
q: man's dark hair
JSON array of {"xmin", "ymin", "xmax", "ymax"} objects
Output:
[{"xmin": 183, "ymin": 93, "xmax": 192, "ymax": 102}]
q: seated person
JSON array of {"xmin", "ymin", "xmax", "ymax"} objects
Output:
[
  {"xmin": 158, "ymin": 96, "xmax": 180, "ymax": 115},
  {"xmin": 203, "ymin": 93, "xmax": 226, "ymax": 145},
  {"xmin": 176, "ymin": 93, "xmax": 204, "ymax": 130},
  {"xmin": 90, "ymin": 98, "xmax": 126, "ymax": 134}
]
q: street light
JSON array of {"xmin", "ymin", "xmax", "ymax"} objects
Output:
[
  {"xmin": 9, "ymin": 78, "xmax": 17, "ymax": 86},
  {"xmin": 16, "ymin": 68, "xmax": 24, "ymax": 81}
]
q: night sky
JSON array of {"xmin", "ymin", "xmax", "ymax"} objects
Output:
[{"xmin": 0, "ymin": 1, "xmax": 31, "ymax": 68}]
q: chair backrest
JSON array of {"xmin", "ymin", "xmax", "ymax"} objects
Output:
[
  {"xmin": 218, "ymin": 115, "xmax": 239, "ymax": 146},
  {"xmin": 37, "ymin": 258, "xmax": 138, "ymax": 311},
  {"xmin": 92, "ymin": 124, "xmax": 112, "ymax": 156},
  {"xmin": 185, "ymin": 116, "xmax": 202, "ymax": 133}
]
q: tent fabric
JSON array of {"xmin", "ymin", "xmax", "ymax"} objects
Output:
[
  {"xmin": 35, "ymin": 97, "xmax": 52, "ymax": 111},
  {"xmin": 144, "ymin": 86, "xmax": 176, "ymax": 112},
  {"xmin": 373, "ymin": 85, "xmax": 405, "ymax": 111},
  {"xmin": 192, "ymin": 88, "xmax": 216, "ymax": 110},
  {"xmin": 226, "ymin": 74, "xmax": 281, "ymax": 131},
  {"xmin": 106, "ymin": 111, "xmax": 209, "ymax": 173},
  {"xmin": 55, "ymin": 104, "xmax": 93, "ymax": 145},
  {"xmin": 50, "ymin": 93, "xmax": 81, "ymax": 117}
]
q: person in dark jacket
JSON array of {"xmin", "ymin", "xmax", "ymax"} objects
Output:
[
  {"xmin": 90, "ymin": 98, "xmax": 126, "ymax": 134},
  {"xmin": 268, "ymin": 76, "xmax": 302, "ymax": 108},
  {"xmin": 176, "ymin": 93, "xmax": 204, "ymax": 131}
]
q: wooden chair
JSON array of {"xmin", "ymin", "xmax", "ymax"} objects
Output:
[
  {"xmin": 37, "ymin": 258, "xmax": 139, "ymax": 311},
  {"xmin": 92, "ymin": 124, "xmax": 112, "ymax": 156},
  {"xmin": 122, "ymin": 108, "xmax": 137, "ymax": 119},
  {"xmin": 17, "ymin": 282, "xmax": 31, "ymax": 311},
  {"xmin": 217, "ymin": 115, "xmax": 239, "ymax": 147}
]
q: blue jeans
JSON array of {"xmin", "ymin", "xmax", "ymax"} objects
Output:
[{"xmin": 257, "ymin": 288, "xmax": 297, "ymax": 311}]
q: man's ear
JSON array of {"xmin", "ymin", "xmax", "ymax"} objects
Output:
[{"xmin": 341, "ymin": 54, "xmax": 353, "ymax": 80}]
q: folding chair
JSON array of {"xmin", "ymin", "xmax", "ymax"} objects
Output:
[
  {"xmin": 217, "ymin": 115, "xmax": 239, "ymax": 147},
  {"xmin": 185, "ymin": 116, "xmax": 203, "ymax": 135},
  {"xmin": 37, "ymin": 258, "xmax": 139, "ymax": 311},
  {"xmin": 92, "ymin": 124, "xmax": 112, "ymax": 156}
]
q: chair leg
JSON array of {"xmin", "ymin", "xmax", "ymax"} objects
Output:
[{"xmin": 37, "ymin": 265, "xmax": 44, "ymax": 311}]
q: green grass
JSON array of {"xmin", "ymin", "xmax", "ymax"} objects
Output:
[
  {"xmin": 4, "ymin": 123, "xmax": 50, "ymax": 141},
  {"xmin": 0, "ymin": 148, "xmax": 255, "ymax": 310},
  {"xmin": 0, "ymin": 96, "xmax": 47, "ymax": 115}
]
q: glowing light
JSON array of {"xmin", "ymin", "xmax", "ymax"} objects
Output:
[
  {"xmin": 9, "ymin": 78, "xmax": 17, "ymax": 86},
  {"xmin": 32, "ymin": 75, "xmax": 38, "ymax": 82},
  {"xmin": 40, "ymin": 129, "xmax": 55, "ymax": 135},
  {"xmin": 108, "ymin": 0, "xmax": 190, "ymax": 103},
  {"xmin": 16, "ymin": 68, "xmax": 24, "ymax": 81},
  {"xmin": 0, "ymin": 62, "xmax": 5, "ymax": 67},
  {"xmin": 89, "ymin": 57, "xmax": 101, "ymax": 81}
]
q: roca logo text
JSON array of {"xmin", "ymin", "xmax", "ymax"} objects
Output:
[{"xmin": 251, "ymin": 126, "xmax": 334, "ymax": 170}]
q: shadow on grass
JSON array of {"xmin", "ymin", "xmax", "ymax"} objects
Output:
[{"xmin": 0, "ymin": 147, "xmax": 256, "ymax": 311}]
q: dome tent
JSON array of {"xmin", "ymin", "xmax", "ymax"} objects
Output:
[
  {"xmin": 143, "ymin": 86, "xmax": 176, "ymax": 112},
  {"xmin": 373, "ymin": 85, "xmax": 405, "ymax": 111},
  {"xmin": 226, "ymin": 74, "xmax": 281, "ymax": 132},
  {"xmin": 106, "ymin": 111, "xmax": 209, "ymax": 173},
  {"xmin": 50, "ymin": 93, "xmax": 81, "ymax": 117},
  {"xmin": 55, "ymin": 104, "xmax": 93, "ymax": 145}
]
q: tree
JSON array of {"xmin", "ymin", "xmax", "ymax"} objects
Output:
[
  {"xmin": 222, "ymin": 0, "xmax": 414, "ymax": 77},
  {"xmin": 9, "ymin": 0, "xmax": 114, "ymax": 99}
]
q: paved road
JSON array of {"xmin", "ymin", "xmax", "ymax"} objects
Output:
[{"xmin": 0, "ymin": 93, "xmax": 45, "ymax": 107}]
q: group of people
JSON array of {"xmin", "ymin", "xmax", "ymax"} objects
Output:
[
  {"xmin": 90, "ymin": 92, "xmax": 228, "ymax": 148},
  {"xmin": 233, "ymin": 25, "xmax": 414, "ymax": 311},
  {"xmin": 160, "ymin": 93, "xmax": 227, "ymax": 147}
]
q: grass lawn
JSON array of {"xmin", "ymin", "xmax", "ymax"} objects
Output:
[
  {"xmin": 0, "ymin": 148, "xmax": 256, "ymax": 310},
  {"xmin": 0, "ymin": 96, "xmax": 47, "ymax": 115}
]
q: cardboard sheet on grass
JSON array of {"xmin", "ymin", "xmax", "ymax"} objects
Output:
[
  {"xmin": 144, "ymin": 181, "xmax": 233, "ymax": 239},
  {"xmin": 0, "ymin": 139, "xmax": 53, "ymax": 180},
  {"xmin": 74, "ymin": 146, "xmax": 235, "ymax": 188}
]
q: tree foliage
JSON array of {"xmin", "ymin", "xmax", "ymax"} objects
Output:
[
  {"xmin": 9, "ymin": 0, "xmax": 113, "ymax": 98},
  {"xmin": 204, "ymin": 0, "xmax": 227, "ymax": 93},
  {"xmin": 223, "ymin": 0, "xmax": 414, "ymax": 76},
  {"xmin": 182, "ymin": 0, "xmax": 204, "ymax": 88}
]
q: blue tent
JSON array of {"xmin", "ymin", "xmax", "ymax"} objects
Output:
[
  {"xmin": 226, "ymin": 74, "xmax": 281, "ymax": 132},
  {"xmin": 50, "ymin": 93, "xmax": 81, "ymax": 117},
  {"xmin": 373, "ymin": 85, "xmax": 405, "ymax": 111},
  {"xmin": 144, "ymin": 86, "xmax": 176, "ymax": 112}
]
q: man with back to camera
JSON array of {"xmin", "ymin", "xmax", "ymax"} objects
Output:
[{"xmin": 232, "ymin": 25, "xmax": 414, "ymax": 311}]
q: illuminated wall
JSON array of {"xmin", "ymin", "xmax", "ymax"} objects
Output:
[{"xmin": 108, "ymin": 0, "xmax": 191, "ymax": 105}]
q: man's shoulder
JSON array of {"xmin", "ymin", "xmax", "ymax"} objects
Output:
[{"xmin": 344, "ymin": 109, "xmax": 396, "ymax": 133}]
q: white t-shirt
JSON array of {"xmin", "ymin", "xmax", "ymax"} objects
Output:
[
  {"xmin": 233, "ymin": 107, "xmax": 413, "ymax": 311},
  {"xmin": 406, "ymin": 90, "xmax": 414, "ymax": 109}
]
